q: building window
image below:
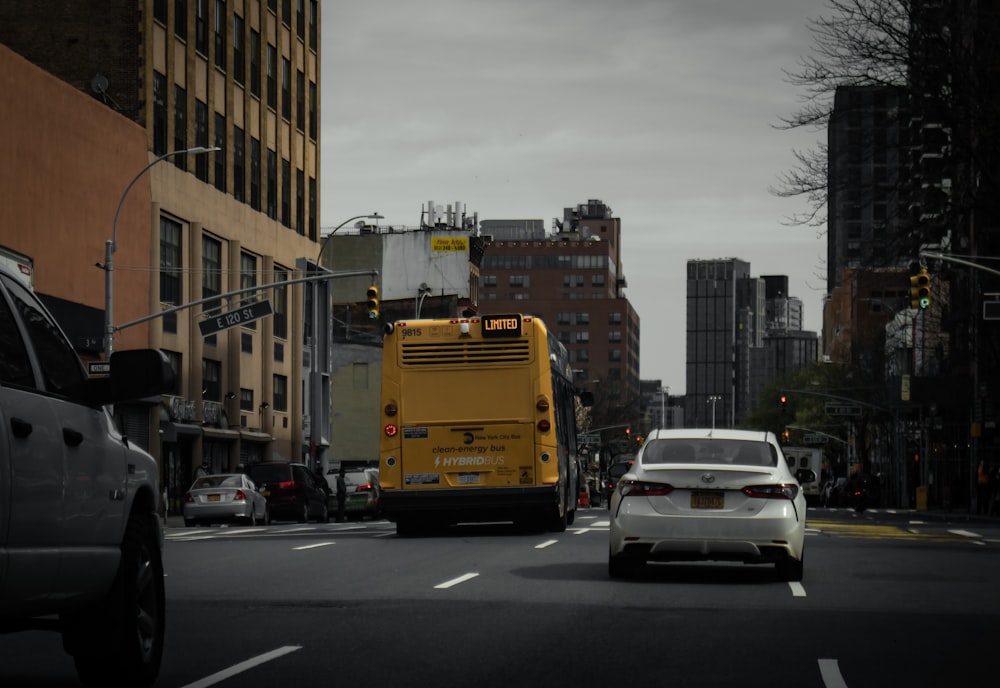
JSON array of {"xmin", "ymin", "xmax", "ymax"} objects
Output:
[
  {"xmin": 195, "ymin": 99, "xmax": 209, "ymax": 181},
  {"xmin": 609, "ymin": 349, "xmax": 622, "ymax": 362},
  {"xmin": 608, "ymin": 312, "xmax": 622, "ymax": 325},
  {"xmin": 233, "ymin": 126, "xmax": 245, "ymax": 202},
  {"xmin": 175, "ymin": 0, "xmax": 187, "ymax": 40},
  {"xmin": 308, "ymin": 81, "xmax": 317, "ymax": 140},
  {"xmin": 509, "ymin": 275, "xmax": 529, "ymax": 288},
  {"xmin": 154, "ymin": 0, "xmax": 167, "ymax": 24},
  {"xmin": 203, "ymin": 358, "xmax": 221, "ymax": 401},
  {"xmin": 592, "ymin": 274, "xmax": 605, "ymax": 286},
  {"xmin": 577, "ymin": 312, "xmax": 590, "ymax": 325},
  {"xmin": 233, "ymin": 13, "xmax": 244, "ymax": 84},
  {"xmin": 281, "ymin": 158, "xmax": 291, "ymax": 227},
  {"xmin": 163, "ymin": 350, "xmax": 182, "ymax": 394},
  {"xmin": 240, "ymin": 387, "xmax": 253, "ymax": 412},
  {"xmin": 273, "ymin": 374, "xmax": 288, "ymax": 412},
  {"xmin": 296, "ymin": 169, "xmax": 304, "ymax": 234},
  {"xmin": 575, "ymin": 331, "xmax": 589, "ymax": 343},
  {"xmin": 282, "ymin": 0, "xmax": 291, "ymax": 25},
  {"xmin": 214, "ymin": 113, "xmax": 226, "ymax": 192},
  {"xmin": 174, "ymin": 86, "xmax": 187, "ymax": 169},
  {"xmin": 241, "ymin": 332, "xmax": 253, "ymax": 353},
  {"xmin": 249, "ymin": 29, "xmax": 261, "ymax": 97},
  {"xmin": 296, "ymin": 0, "xmax": 305, "ymax": 39},
  {"xmin": 308, "ymin": 177, "xmax": 317, "ymax": 240},
  {"xmin": 213, "ymin": 0, "xmax": 226, "ymax": 69},
  {"xmin": 563, "ymin": 275, "xmax": 584, "ymax": 287},
  {"xmin": 296, "ymin": 70, "xmax": 305, "ymax": 131},
  {"xmin": 308, "ymin": 0, "xmax": 317, "ymax": 49},
  {"xmin": 250, "ymin": 137, "xmax": 261, "ymax": 210},
  {"xmin": 240, "ymin": 252, "xmax": 257, "ymax": 330},
  {"xmin": 266, "ymin": 149, "xmax": 277, "ymax": 219},
  {"xmin": 273, "ymin": 267, "xmax": 288, "ymax": 339},
  {"xmin": 202, "ymin": 235, "xmax": 221, "ymax": 346},
  {"xmin": 195, "ymin": 0, "xmax": 208, "ymax": 55},
  {"xmin": 266, "ymin": 44, "xmax": 277, "ymax": 110},
  {"xmin": 281, "ymin": 58, "xmax": 291, "ymax": 120},
  {"xmin": 609, "ymin": 331, "xmax": 622, "ymax": 343},
  {"xmin": 160, "ymin": 217, "xmax": 182, "ymax": 333},
  {"xmin": 152, "ymin": 71, "xmax": 167, "ymax": 155},
  {"xmin": 512, "ymin": 293, "xmax": 530, "ymax": 301},
  {"xmin": 481, "ymin": 275, "xmax": 496, "ymax": 287}
]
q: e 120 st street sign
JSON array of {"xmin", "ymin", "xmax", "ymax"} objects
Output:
[{"xmin": 198, "ymin": 299, "xmax": 273, "ymax": 336}]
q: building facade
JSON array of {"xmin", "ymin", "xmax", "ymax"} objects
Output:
[
  {"xmin": 1, "ymin": 1, "xmax": 324, "ymax": 512},
  {"xmin": 479, "ymin": 200, "xmax": 641, "ymax": 424}
]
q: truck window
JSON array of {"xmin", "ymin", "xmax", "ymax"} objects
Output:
[
  {"xmin": 3, "ymin": 276, "xmax": 85, "ymax": 395},
  {"xmin": 0, "ymin": 283, "xmax": 35, "ymax": 388}
]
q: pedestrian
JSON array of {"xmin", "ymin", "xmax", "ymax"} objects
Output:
[
  {"xmin": 976, "ymin": 460, "xmax": 990, "ymax": 515},
  {"xmin": 194, "ymin": 460, "xmax": 209, "ymax": 480},
  {"xmin": 336, "ymin": 466, "xmax": 347, "ymax": 523}
]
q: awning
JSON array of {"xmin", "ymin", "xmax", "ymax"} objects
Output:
[
  {"xmin": 240, "ymin": 430, "xmax": 272, "ymax": 443},
  {"xmin": 160, "ymin": 421, "xmax": 203, "ymax": 443},
  {"xmin": 203, "ymin": 427, "xmax": 240, "ymax": 440}
]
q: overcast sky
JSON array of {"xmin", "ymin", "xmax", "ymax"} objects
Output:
[{"xmin": 320, "ymin": 0, "xmax": 832, "ymax": 395}]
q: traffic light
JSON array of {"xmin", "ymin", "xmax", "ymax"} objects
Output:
[
  {"xmin": 366, "ymin": 285, "xmax": 380, "ymax": 319},
  {"xmin": 625, "ymin": 427, "xmax": 631, "ymax": 441},
  {"xmin": 780, "ymin": 394, "xmax": 787, "ymax": 413},
  {"xmin": 909, "ymin": 267, "xmax": 931, "ymax": 309},
  {"xmin": 782, "ymin": 429, "xmax": 790, "ymax": 444}
]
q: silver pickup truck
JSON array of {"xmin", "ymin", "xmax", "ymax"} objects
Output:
[{"xmin": 0, "ymin": 264, "xmax": 173, "ymax": 686}]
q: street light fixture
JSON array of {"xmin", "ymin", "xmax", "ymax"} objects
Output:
[
  {"xmin": 659, "ymin": 385, "xmax": 669, "ymax": 430},
  {"xmin": 707, "ymin": 395, "xmax": 722, "ymax": 430},
  {"xmin": 102, "ymin": 145, "xmax": 220, "ymax": 357},
  {"xmin": 316, "ymin": 212, "xmax": 383, "ymax": 264}
]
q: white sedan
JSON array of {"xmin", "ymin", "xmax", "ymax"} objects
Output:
[{"xmin": 608, "ymin": 428, "xmax": 812, "ymax": 581}]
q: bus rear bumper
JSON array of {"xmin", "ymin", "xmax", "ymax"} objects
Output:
[{"xmin": 380, "ymin": 485, "xmax": 559, "ymax": 521}]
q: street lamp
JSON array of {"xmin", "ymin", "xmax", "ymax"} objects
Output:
[
  {"xmin": 659, "ymin": 385, "xmax": 669, "ymax": 430},
  {"xmin": 102, "ymin": 145, "xmax": 220, "ymax": 357},
  {"xmin": 707, "ymin": 395, "xmax": 722, "ymax": 430},
  {"xmin": 316, "ymin": 213, "xmax": 383, "ymax": 264}
]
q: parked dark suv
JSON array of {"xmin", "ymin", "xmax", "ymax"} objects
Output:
[{"xmin": 248, "ymin": 462, "xmax": 329, "ymax": 523}]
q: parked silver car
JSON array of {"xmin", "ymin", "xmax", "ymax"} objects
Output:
[{"xmin": 183, "ymin": 473, "xmax": 270, "ymax": 526}]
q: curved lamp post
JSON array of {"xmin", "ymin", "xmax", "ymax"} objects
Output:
[
  {"xmin": 102, "ymin": 145, "xmax": 220, "ymax": 357},
  {"xmin": 315, "ymin": 212, "xmax": 383, "ymax": 264}
]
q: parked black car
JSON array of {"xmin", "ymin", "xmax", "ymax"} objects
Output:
[{"xmin": 247, "ymin": 462, "xmax": 329, "ymax": 523}]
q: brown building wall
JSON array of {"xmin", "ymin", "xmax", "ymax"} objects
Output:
[{"xmin": 0, "ymin": 44, "xmax": 152, "ymax": 353}]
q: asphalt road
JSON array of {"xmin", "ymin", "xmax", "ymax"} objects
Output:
[{"xmin": 3, "ymin": 507, "xmax": 998, "ymax": 687}]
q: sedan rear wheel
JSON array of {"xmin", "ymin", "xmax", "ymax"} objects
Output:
[
  {"xmin": 776, "ymin": 553, "xmax": 804, "ymax": 582},
  {"xmin": 608, "ymin": 549, "xmax": 644, "ymax": 579}
]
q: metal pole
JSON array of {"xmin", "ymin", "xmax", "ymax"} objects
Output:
[{"xmin": 103, "ymin": 146, "xmax": 219, "ymax": 358}]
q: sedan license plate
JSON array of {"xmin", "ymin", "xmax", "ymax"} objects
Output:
[
  {"xmin": 207, "ymin": 494, "xmax": 221, "ymax": 502},
  {"xmin": 690, "ymin": 491, "xmax": 724, "ymax": 509}
]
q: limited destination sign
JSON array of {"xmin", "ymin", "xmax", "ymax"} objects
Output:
[
  {"xmin": 199, "ymin": 299, "xmax": 273, "ymax": 336},
  {"xmin": 481, "ymin": 314, "xmax": 522, "ymax": 338}
]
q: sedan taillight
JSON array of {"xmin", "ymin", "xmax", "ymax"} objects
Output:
[
  {"xmin": 182, "ymin": 492, "xmax": 194, "ymax": 503},
  {"xmin": 234, "ymin": 489, "xmax": 247, "ymax": 501},
  {"xmin": 619, "ymin": 480, "xmax": 674, "ymax": 498},
  {"xmin": 742, "ymin": 484, "xmax": 799, "ymax": 500}
]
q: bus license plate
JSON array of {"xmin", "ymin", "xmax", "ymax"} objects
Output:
[
  {"xmin": 690, "ymin": 492, "xmax": 723, "ymax": 509},
  {"xmin": 457, "ymin": 473, "xmax": 480, "ymax": 484}
]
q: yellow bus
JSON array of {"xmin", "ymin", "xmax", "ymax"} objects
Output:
[{"xmin": 378, "ymin": 314, "xmax": 591, "ymax": 536}]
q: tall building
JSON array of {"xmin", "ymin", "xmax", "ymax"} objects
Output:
[
  {"xmin": 687, "ymin": 259, "xmax": 817, "ymax": 428},
  {"xmin": 480, "ymin": 199, "xmax": 641, "ymax": 421},
  {"xmin": 0, "ymin": 1, "xmax": 324, "ymax": 512}
]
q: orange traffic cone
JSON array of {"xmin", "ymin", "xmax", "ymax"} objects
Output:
[{"xmin": 578, "ymin": 487, "xmax": 591, "ymax": 508}]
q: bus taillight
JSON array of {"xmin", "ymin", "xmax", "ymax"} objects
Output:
[
  {"xmin": 536, "ymin": 397, "xmax": 550, "ymax": 412},
  {"xmin": 384, "ymin": 403, "xmax": 398, "ymax": 417},
  {"xmin": 384, "ymin": 424, "xmax": 398, "ymax": 437},
  {"xmin": 537, "ymin": 419, "xmax": 551, "ymax": 432}
]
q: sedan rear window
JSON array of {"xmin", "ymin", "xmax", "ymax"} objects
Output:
[{"xmin": 641, "ymin": 439, "xmax": 776, "ymax": 466}]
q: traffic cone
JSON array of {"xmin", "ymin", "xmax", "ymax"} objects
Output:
[{"xmin": 578, "ymin": 487, "xmax": 591, "ymax": 508}]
